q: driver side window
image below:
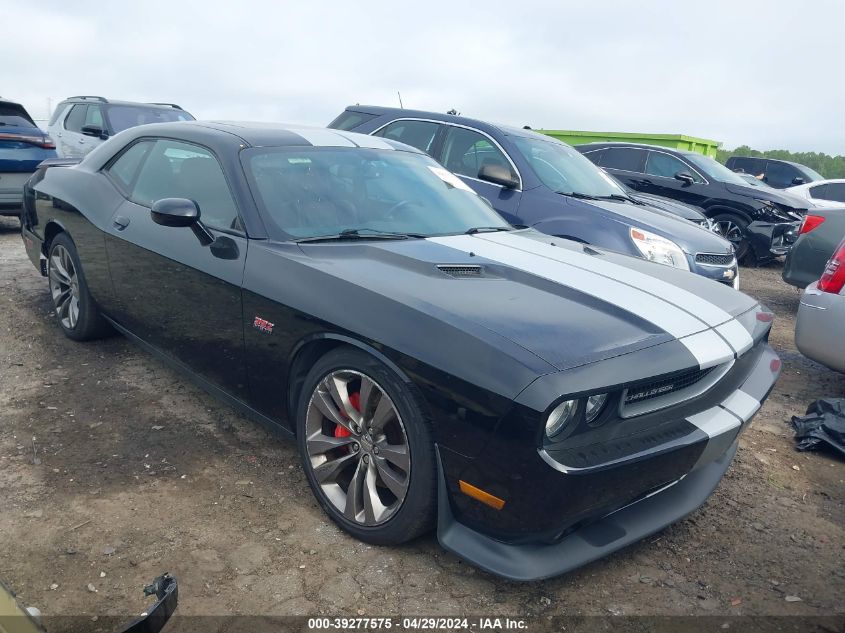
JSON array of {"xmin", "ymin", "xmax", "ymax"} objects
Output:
[
  {"xmin": 646, "ymin": 151, "xmax": 702, "ymax": 182},
  {"xmin": 128, "ymin": 139, "xmax": 241, "ymax": 231},
  {"xmin": 440, "ymin": 127, "xmax": 515, "ymax": 182}
]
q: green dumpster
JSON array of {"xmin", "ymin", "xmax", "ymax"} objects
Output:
[{"xmin": 537, "ymin": 130, "xmax": 721, "ymax": 158}]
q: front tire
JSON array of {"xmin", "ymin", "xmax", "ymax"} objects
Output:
[
  {"xmin": 47, "ymin": 233, "xmax": 111, "ymax": 341},
  {"xmin": 296, "ymin": 347, "xmax": 436, "ymax": 545},
  {"xmin": 712, "ymin": 213, "xmax": 752, "ymax": 263}
]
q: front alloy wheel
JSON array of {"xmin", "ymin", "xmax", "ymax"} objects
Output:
[
  {"xmin": 305, "ymin": 370, "xmax": 410, "ymax": 526},
  {"xmin": 296, "ymin": 347, "xmax": 436, "ymax": 545},
  {"xmin": 712, "ymin": 213, "xmax": 751, "ymax": 262}
]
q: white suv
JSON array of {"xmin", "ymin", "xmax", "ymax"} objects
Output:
[{"xmin": 47, "ymin": 96, "xmax": 194, "ymax": 158}]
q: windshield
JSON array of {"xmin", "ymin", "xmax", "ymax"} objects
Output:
[
  {"xmin": 511, "ymin": 136, "xmax": 626, "ymax": 197},
  {"xmin": 242, "ymin": 147, "xmax": 511, "ymax": 239},
  {"xmin": 685, "ymin": 154, "xmax": 750, "ymax": 186},
  {"xmin": 799, "ymin": 165, "xmax": 825, "ymax": 181},
  {"xmin": 106, "ymin": 105, "xmax": 194, "ymax": 133}
]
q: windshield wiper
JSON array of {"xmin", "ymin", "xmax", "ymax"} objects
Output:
[
  {"xmin": 595, "ymin": 193, "xmax": 641, "ymax": 204},
  {"xmin": 556, "ymin": 191, "xmax": 599, "ymax": 200},
  {"xmin": 464, "ymin": 226, "xmax": 512, "ymax": 234},
  {"xmin": 295, "ymin": 228, "xmax": 427, "ymax": 243}
]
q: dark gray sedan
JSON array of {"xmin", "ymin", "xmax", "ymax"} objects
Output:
[{"xmin": 783, "ymin": 207, "xmax": 845, "ymax": 288}]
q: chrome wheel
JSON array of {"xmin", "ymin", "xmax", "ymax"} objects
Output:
[
  {"xmin": 304, "ymin": 369, "xmax": 410, "ymax": 526},
  {"xmin": 49, "ymin": 244, "xmax": 80, "ymax": 330},
  {"xmin": 714, "ymin": 220, "xmax": 744, "ymax": 243}
]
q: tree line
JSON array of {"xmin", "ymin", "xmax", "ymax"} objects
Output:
[{"xmin": 716, "ymin": 146, "xmax": 845, "ymax": 179}]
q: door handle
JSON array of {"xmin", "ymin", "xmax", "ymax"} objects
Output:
[
  {"xmin": 112, "ymin": 215, "xmax": 130, "ymax": 230},
  {"xmin": 78, "ymin": 139, "xmax": 86, "ymax": 144}
]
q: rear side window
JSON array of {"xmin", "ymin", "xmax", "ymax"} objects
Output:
[
  {"xmin": 580, "ymin": 149, "xmax": 604, "ymax": 165},
  {"xmin": 48, "ymin": 103, "xmax": 72, "ymax": 127},
  {"xmin": 129, "ymin": 139, "xmax": 239, "ymax": 231},
  {"xmin": 728, "ymin": 156, "xmax": 764, "ymax": 175},
  {"xmin": 600, "ymin": 147, "xmax": 646, "ymax": 172},
  {"xmin": 64, "ymin": 105, "xmax": 88, "ymax": 132},
  {"xmin": 809, "ymin": 184, "xmax": 829, "ymax": 200},
  {"xmin": 327, "ymin": 110, "xmax": 377, "ymax": 131},
  {"xmin": 0, "ymin": 103, "xmax": 36, "ymax": 127},
  {"xmin": 824, "ymin": 183, "xmax": 845, "ymax": 203},
  {"xmin": 373, "ymin": 120, "xmax": 441, "ymax": 154},
  {"xmin": 441, "ymin": 126, "xmax": 515, "ymax": 182},
  {"xmin": 107, "ymin": 141, "xmax": 154, "ymax": 190}
]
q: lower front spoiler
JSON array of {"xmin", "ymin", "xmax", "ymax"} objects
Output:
[
  {"xmin": 436, "ymin": 442, "xmax": 737, "ymax": 582},
  {"xmin": 748, "ymin": 220, "xmax": 800, "ymax": 261}
]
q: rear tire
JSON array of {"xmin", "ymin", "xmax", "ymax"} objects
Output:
[
  {"xmin": 712, "ymin": 213, "xmax": 752, "ymax": 264},
  {"xmin": 296, "ymin": 347, "xmax": 436, "ymax": 545},
  {"xmin": 47, "ymin": 233, "xmax": 112, "ymax": 341}
]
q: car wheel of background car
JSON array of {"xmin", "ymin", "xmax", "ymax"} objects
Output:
[
  {"xmin": 712, "ymin": 213, "xmax": 751, "ymax": 263},
  {"xmin": 296, "ymin": 347, "xmax": 436, "ymax": 545},
  {"xmin": 47, "ymin": 233, "xmax": 112, "ymax": 341}
]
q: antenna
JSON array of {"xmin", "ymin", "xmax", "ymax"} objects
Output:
[{"xmin": 397, "ymin": 91, "xmax": 404, "ymax": 109}]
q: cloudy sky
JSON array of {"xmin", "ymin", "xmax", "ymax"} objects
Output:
[{"xmin": 4, "ymin": 0, "xmax": 842, "ymax": 155}]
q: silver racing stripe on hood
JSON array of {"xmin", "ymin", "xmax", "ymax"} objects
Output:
[{"xmin": 427, "ymin": 233, "xmax": 753, "ymax": 368}]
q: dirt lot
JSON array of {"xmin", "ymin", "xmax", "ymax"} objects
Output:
[{"xmin": 1, "ymin": 215, "xmax": 843, "ymax": 627}]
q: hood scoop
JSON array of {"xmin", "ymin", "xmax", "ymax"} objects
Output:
[{"xmin": 436, "ymin": 264, "xmax": 483, "ymax": 278}]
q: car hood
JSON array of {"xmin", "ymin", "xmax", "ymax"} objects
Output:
[
  {"xmin": 566, "ymin": 197, "xmax": 731, "ymax": 254},
  {"xmin": 296, "ymin": 229, "xmax": 757, "ymax": 372},
  {"xmin": 724, "ymin": 183, "xmax": 807, "ymax": 209},
  {"xmin": 627, "ymin": 192, "xmax": 706, "ymax": 221}
]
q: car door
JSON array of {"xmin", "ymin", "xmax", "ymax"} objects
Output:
[
  {"xmin": 594, "ymin": 146, "xmax": 647, "ymax": 190},
  {"xmin": 436, "ymin": 125, "xmax": 522, "ymax": 224},
  {"xmin": 59, "ymin": 104, "xmax": 88, "ymax": 157},
  {"xmin": 639, "ymin": 150, "xmax": 710, "ymax": 207},
  {"xmin": 102, "ymin": 137, "xmax": 250, "ymax": 400}
]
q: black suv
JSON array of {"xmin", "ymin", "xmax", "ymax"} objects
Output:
[
  {"xmin": 725, "ymin": 156, "xmax": 823, "ymax": 189},
  {"xmin": 577, "ymin": 142, "xmax": 806, "ymax": 262}
]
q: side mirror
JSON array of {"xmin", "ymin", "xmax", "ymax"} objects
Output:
[
  {"xmin": 81, "ymin": 125, "xmax": 107, "ymax": 139},
  {"xmin": 674, "ymin": 171, "xmax": 695, "ymax": 186},
  {"xmin": 151, "ymin": 198, "xmax": 200, "ymax": 227},
  {"xmin": 151, "ymin": 198, "xmax": 215, "ymax": 246},
  {"xmin": 792, "ymin": 177, "xmax": 805, "ymax": 185},
  {"xmin": 478, "ymin": 164, "xmax": 519, "ymax": 189}
]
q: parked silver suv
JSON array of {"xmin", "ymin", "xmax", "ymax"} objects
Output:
[{"xmin": 46, "ymin": 96, "xmax": 194, "ymax": 158}]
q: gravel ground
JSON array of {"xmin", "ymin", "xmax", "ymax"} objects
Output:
[{"xmin": 0, "ymin": 215, "xmax": 843, "ymax": 628}]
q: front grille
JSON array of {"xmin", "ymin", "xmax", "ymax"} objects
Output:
[
  {"xmin": 436, "ymin": 264, "xmax": 482, "ymax": 278},
  {"xmin": 695, "ymin": 253, "xmax": 735, "ymax": 266},
  {"xmin": 625, "ymin": 366, "xmax": 717, "ymax": 405}
]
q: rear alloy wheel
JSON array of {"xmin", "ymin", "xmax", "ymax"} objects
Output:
[
  {"xmin": 47, "ymin": 233, "xmax": 111, "ymax": 341},
  {"xmin": 297, "ymin": 348, "xmax": 435, "ymax": 545},
  {"xmin": 712, "ymin": 213, "xmax": 751, "ymax": 263}
]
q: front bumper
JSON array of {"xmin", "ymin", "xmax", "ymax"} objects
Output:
[
  {"xmin": 747, "ymin": 220, "xmax": 800, "ymax": 261},
  {"xmin": 436, "ymin": 341, "xmax": 779, "ymax": 581},
  {"xmin": 795, "ymin": 282, "xmax": 845, "ymax": 373},
  {"xmin": 688, "ymin": 255, "xmax": 739, "ymax": 288}
]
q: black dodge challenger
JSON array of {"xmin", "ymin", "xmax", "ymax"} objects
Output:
[{"xmin": 20, "ymin": 122, "xmax": 780, "ymax": 581}]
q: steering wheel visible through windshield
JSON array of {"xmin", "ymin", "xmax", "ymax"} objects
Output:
[
  {"xmin": 511, "ymin": 136, "xmax": 627, "ymax": 197},
  {"xmin": 242, "ymin": 147, "xmax": 511, "ymax": 240}
]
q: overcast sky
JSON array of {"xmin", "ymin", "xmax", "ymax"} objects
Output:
[{"xmin": 3, "ymin": 0, "xmax": 842, "ymax": 155}]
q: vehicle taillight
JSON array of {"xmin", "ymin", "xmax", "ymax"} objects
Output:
[
  {"xmin": 818, "ymin": 242, "xmax": 845, "ymax": 294},
  {"xmin": 799, "ymin": 215, "xmax": 825, "ymax": 234},
  {"xmin": 0, "ymin": 132, "xmax": 56, "ymax": 149}
]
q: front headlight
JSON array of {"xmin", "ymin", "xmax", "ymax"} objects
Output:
[
  {"xmin": 629, "ymin": 227, "xmax": 690, "ymax": 270},
  {"xmin": 545, "ymin": 399, "xmax": 577, "ymax": 439}
]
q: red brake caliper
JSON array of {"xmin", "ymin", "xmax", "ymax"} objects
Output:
[{"xmin": 333, "ymin": 392, "xmax": 360, "ymax": 438}]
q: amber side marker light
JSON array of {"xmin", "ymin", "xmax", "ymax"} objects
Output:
[{"xmin": 459, "ymin": 480, "xmax": 506, "ymax": 510}]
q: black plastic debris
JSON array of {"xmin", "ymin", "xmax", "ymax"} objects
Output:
[{"xmin": 791, "ymin": 398, "xmax": 845, "ymax": 457}]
